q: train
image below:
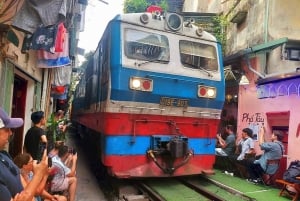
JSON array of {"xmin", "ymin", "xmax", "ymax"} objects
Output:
[{"xmin": 71, "ymin": 9, "xmax": 225, "ymax": 178}]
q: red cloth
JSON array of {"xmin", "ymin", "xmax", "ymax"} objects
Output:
[
  {"xmin": 146, "ymin": 5, "xmax": 163, "ymax": 14},
  {"xmin": 51, "ymin": 85, "xmax": 65, "ymax": 95},
  {"xmin": 54, "ymin": 22, "xmax": 66, "ymax": 52}
]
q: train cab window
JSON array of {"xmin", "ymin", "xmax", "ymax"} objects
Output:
[
  {"xmin": 124, "ymin": 29, "xmax": 169, "ymax": 62},
  {"xmin": 179, "ymin": 40, "xmax": 218, "ymax": 71}
]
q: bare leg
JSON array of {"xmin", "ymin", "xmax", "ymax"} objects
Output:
[{"xmin": 68, "ymin": 177, "xmax": 77, "ymax": 201}]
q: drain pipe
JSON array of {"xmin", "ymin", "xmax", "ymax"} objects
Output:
[{"xmin": 244, "ymin": 53, "xmax": 266, "ymax": 79}]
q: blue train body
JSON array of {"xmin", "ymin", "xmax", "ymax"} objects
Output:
[{"xmin": 72, "ymin": 11, "xmax": 225, "ymax": 178}]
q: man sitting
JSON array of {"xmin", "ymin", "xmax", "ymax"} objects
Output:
[
  {"xmin": 215, "ymin": 124, "xmax": 236, "ymax": 157},
  {"xmin": 247, "ymin": 127, "xmax": 284, "ymax": 184}
]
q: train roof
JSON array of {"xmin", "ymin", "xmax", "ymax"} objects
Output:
[{"xmin": 110, "ymin": 12, "xmax": 218, "ymax": 43}]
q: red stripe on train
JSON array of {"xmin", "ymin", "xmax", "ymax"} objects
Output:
[
  {"xmin": 76, "ymin": 112, "xmax": 219, "ymax": 137},
  {"xmin": 102, "ymin": 155, "xmax": 215, "ymax": 178}
]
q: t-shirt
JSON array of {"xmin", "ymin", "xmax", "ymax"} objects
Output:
[
  {"xmin": 237, "ymin": 137, "xmax": 254, "ymax": 160},
  {"xmin": 50, "ymin": 155, "xmax": 71, "ymax": 192},
  {"xmin": 24, "ymin": 126, "xmax": 46, "ymax": 160},
  {"xmin": 223, "ymin": 133, "xmax": 236, "ymax": 155},
  {"xmin": 0, "ymin": 151, "xmax": 23, "ymax": 201}
]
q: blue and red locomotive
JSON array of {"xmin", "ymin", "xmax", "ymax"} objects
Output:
[{"xmin": 72, "ymin": 10, "xmax": 225, "ymax": 178}]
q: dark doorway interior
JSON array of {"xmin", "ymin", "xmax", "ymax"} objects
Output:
[{"xmin": 9, "ymin": 75, "xmax": 27, "ymax": 158}]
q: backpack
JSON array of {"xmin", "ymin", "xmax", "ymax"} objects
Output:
[{"xmin": 283, "ymin": 160, "xmax": 300, "ymax": 184}]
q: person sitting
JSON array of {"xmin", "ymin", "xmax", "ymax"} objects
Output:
[
  {"xmin": 230, "ymin": 127, "xmax": 255, "ymax": 178},
  {"xmin": 247, "ymin": 127, "xmax": 284, "ymax": 184},
  {"xmin": 13, "ymin": 153, "xmax": 67, "ymax": 201},
  {"xmin": 50, "ymin": 145, "xmax": 77, "ymax": 201},
  {"xmin": 48, "ymin": 141, "xmax": 65, "ymax": 158},
  {"xmin": 236, "ymin": 128, "xmax": 255, "ymax": 161},
  {"xmin": 215, "ymin": 125, "xmax": 236, "ymax": 156}
]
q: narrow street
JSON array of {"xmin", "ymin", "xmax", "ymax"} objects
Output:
[{"xmin": 65, "ymin": 130, "xmax": 107, "ymax": 201}]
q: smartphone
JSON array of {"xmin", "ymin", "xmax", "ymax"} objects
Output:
[
  {"xmin": 68, "ymin": 147, "xmax": 76, "ymax": 155},
  {"xmin": 72, "ymin": 149, "xmax": 77, "ymax": 155},
  {"xmin": 48, "ymin": 157, "xmax": 52, "ymax": 167}
]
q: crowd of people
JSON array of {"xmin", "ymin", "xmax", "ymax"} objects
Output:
[
  {"xmin": 0, "ymin": 107, "xmax": 77, "ymax": 201},
  {"xmin": 215, "ymin": 124, "xmax": 285, "ymax": 184}
]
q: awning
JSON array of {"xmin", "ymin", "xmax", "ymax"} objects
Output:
[{"xmin": 223, "ymin": 37, "xmax": 288, "ymax": 65}]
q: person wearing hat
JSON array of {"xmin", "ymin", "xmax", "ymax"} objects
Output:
[
  {"xmin": 24, "ymin": 111, "xmax": 47, "ymax": 161},
  {"xmin": 247, "ymin": 127, "xmax": 285, "ymax": 184},
  {"xmin": 0, "ymin": 107, "xmax": 49, "ymax": 201}
]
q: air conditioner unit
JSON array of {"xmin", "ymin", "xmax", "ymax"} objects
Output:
[{"xmin": 288, "ymin": 49, "xmax": 300, "ymax": 61}]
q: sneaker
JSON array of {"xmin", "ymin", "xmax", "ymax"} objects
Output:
[
  {"xmin": 246, "ymin": 179, "xmax": 253, "ymax": 183},
  {"xmin": 224, "ymin": 171, "xmax": 234, "ymax": 176},
  {"xmin": 247, "ymin": 178, "xmax": 260, "ymax": 184}
]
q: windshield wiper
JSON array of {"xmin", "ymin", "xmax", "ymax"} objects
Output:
[
  {"xmin": 134, "ymin": 59, "xmax": 160, "ymax": 67},
  {"xmin": 197, "ymin": 66, "xmax": 213, "ymax": 77}
]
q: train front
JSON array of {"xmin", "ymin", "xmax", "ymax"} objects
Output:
[{"xmin": 104, "ymin": 11, "xmax": 225, "ymax": 178}]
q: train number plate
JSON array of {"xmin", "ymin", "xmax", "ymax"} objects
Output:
[{"xmin": 160, "ymin": 97, "xmax": 189, "ymax": 107}]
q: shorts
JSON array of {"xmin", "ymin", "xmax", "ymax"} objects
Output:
[
  {"xmin": 215, "ymin": 148, "xmax": 228, "ymax": 156},
  {"xmin": 51, "ymin": 177, "xmax": 69, "ymax": 192}
]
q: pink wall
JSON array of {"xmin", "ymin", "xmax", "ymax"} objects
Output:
[{"xmin": 237, "ymin": 71, "xmax": 300, "ymax": 166}]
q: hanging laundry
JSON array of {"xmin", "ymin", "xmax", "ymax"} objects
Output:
[
  {"xmin": 55, "ymin": 22, "xmax": 66, "ymax": 52},
  {"xmin": 31, "ymin": 24, "xmax": 58, "ymax": 53},
  {"xmin": 52, "ymin": 66, "xmax": 72, "ymax": 86},
  {"xmin": 51, "ymin": 84, "xmax": 69, "ymax": 100},
  {"xmin": 12, "ymin": 0, "xmax": 67, "ymax": 34},
  {"xmin": 37, "ymin": 32, "xmax": 71, "ymax": 67}
]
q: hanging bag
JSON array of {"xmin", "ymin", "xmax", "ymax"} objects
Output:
[{"xmin": 283, "ymin": 160, "xmax": 300, "ymax": 184}]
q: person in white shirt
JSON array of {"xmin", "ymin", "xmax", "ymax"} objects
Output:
[
  {"xmin": 50, "ymin": 145, "xmax": 77, "ymax": 201},
  {"xmin": 236, "ymin": 128, "xmax": 255, "ymax": 161}
]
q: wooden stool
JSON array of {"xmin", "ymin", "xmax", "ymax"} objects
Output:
[{"xmin": 276, "ymin": 179, "xmax": 300, "ymax": 201}]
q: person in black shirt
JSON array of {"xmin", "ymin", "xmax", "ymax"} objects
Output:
[{"xmin": 24, "ymin": 111, "xmax": 47, "ymax": 160}]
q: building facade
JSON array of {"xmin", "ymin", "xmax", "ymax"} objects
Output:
[
  {"xmin": 184, "ymin": 0, "xmax": 300, "ymax": 175},
  {"xmin": 0, "ymin": 0, "xmax": 86, "ymax": 157}
]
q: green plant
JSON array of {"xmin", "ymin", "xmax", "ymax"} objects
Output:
[
  {"xmin": 46, "ymin": 113, "xmax": 67, "ymax": 148},
  {"xmin": 212, "ymin": 15, "xmax": 229, "ymax": 53}
]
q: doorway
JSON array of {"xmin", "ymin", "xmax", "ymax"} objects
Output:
[
  {"xmin": 266, "ymin": 111, "xmax": 289, "ymax": 180},
  {"xmin": 9, "ymin": 75, "xmax": 27, "ymax": 158}
]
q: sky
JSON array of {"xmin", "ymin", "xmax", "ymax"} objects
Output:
[{"xmin": 78, "ymin": 0, "xmax": 124, "ymax": 59}]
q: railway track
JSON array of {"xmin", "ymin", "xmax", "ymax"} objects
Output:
[{"xmin": 117, "ymin": 176, "xmax": 255, "ymax": 201}]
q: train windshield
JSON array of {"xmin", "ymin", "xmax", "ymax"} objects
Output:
[
  {"xmin": 179, "ymin": 40, "xmax": 218, "ymax": 71},
  {"xmin": 124, "ymin": 29, "xmax": 170, "ymax": 62}
]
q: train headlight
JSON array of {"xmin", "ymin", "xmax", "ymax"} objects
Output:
[
  {"xmin": 198, "ymin": 85, "xmax": 216, "ymax": 98},
  {"xmin": 165, "ymin": 13, "xmax": 182, "ymax": 31},
  {"xmin": 140, "ymin": 13, "xmax": 149, "ymax": 24},
  {"xmin": 130, "ymin": 77, "xmax": 153, "ymax": 92},
  {"xmin": 132, "ymin": 79, "xmax": 141, "ymax": 88}
]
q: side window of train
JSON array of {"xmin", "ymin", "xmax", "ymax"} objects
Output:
[
  {"xmin": 179, "ymin": 40, "xmax": 218, "ymax": 71},
  {"xmin": 124, "ymin": 29, "xmax": 170, "ymax": 62}
]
